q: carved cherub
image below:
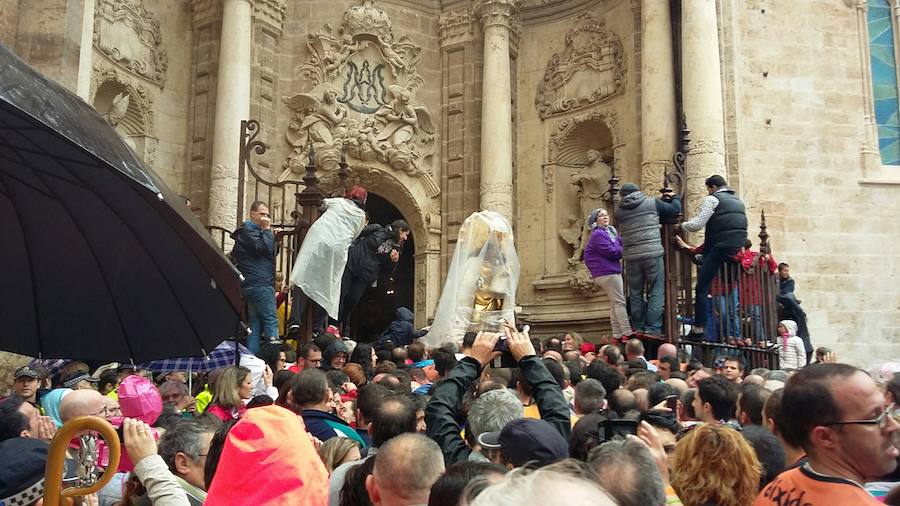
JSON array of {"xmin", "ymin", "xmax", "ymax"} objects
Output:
[
  {"xmin": 374, "ymin": 85, "xmax": 434, "ymax": 150},
  {"xmin": 559, "ymin": 214, "xmax": 583, "ymax": 253},
  {"xmin": 324, "ymin": 34, "xmax": 359, "ymax": 76},
  {"xmin": 283, "ymin": 86, "xmax": 348, "ymax": 151},
  {"xmin": 378, "ymin": 33, "xmax": 407, "ymax": 77}
]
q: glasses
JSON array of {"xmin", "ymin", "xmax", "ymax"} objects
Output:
[
  {"xmin": 823, "ymin": 403, "xmax": 899, "ymax": 429},
  {"xmin": 88, "ymin": 406, "xmax": 110, "ymax": 417}
]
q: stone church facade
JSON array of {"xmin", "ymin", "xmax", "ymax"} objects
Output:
[{"xmin": 2, "ymin": 0, "xmax": 899, "ymax": 365}]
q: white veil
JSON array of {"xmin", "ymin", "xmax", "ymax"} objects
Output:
[{"xmin": 421, "ymin": 211, "xmax": 519, "ymax": 348}]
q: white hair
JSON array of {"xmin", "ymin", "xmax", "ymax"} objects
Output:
[{"xmin": 464, "ymin": 468, "xmax": 617, "ymax": 506}]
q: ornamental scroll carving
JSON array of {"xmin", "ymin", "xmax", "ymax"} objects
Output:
[
  {"xmin": 535, "ymin": 12, "xmax": 625, "ymax": 118},
  {"xmin": 93, "ymin": 0, "xmax": 168, "ymax": 86},
  {"xmin": 283, "ymin": 0, "xmax": 437, "ymax": 195}
]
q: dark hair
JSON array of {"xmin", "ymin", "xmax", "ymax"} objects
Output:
[
  {"xmin": 543, "ymin": 337, "xmax": 563, "ymax": 353},
  {"xmin": 249, "ymin": 200, "xmax": 267, "ymax": 212},
  {"xmin": 357, "ymin": 383, "xmax": 390, "ymax": 425},
  {"xmin": 542, "ymin": 359, "xmax": 566, "ymax": 389},
  {"xmin": 246, "ymin": 395, "xmax": 274, "ymax": 409},
  {"xmin": 257, "ymin": 343, "xmax": 284, "ymax": 374},
  {"xmin": 724, "ymin": 356, "xmax": 746, "ymax": 372},
  {"xmin": 98, "ymin": 369, "xmax": 119, "ymax": 394},
  {"xmin": 204, "ymin": 418, "xmax": 238, "ymax": 490},
  {"xmin": 603, "ymin": 346, "xmax": 622, "ymax": 365},
  {"xmin": 570, "ymin": 413, "xmax": 606, "ymax": 461},
  {"xmin": 0, "ymin": 396, "xmax": 29, "ymax": 442},
  {"xmin": 432, "ymin": 348, "xmax": 458, "ymax": 378},
  {"xmin": 659, "ymin": 356, "xmax": 680, "ymax": 372},
  {"xmin": 586, "ymin": 360, "xmax": 622, "ymax": 394},
  {"xmin": 299, "ymin": 342, "xmax": 321, "ymax": 361},
  {"xmin": 647, "ymin": 382, "xmax": 678, "ymax": 409},
  {"xmin": 462, "ymin": 332, "xmax": 477, "ymax": 350},
  {"xmin": 565, "ymin": 360, "xmax": 583, "ymax": 386},
  {"xmin": 697, "ymin": 376, "xmax": 738, "ymax": 421},
  {"xmin": 340, "ymin": 451, "xmax": 376, "ymax": 506},
  {"xmin": 777, "ymin": 262, "xmax": 789, "ymax": 271},
  {"xmin": 685, "ymin": 359, "xmax": 704, "ymax": 373},
  {"xmin": 741, "ymin": 425, "xmax": 786, "ymax": 488},
  {"xmin": 780, "ymin": 363, "xmax": 861, "ymax": 450},
  {"xmin": 290, "ymin": 368, "xmax": 330, "ymax": 408},
  {"xmin": 889, "ymin": 372, "xmax": 900, "ymax": 403},
  {"xmin": 273, "ymin": 369, "xmax": 295, "ymax": 393},
  {"xmin": 627, "ymin": 371, "xmax": 657, "ymax": 390},
  {"xmin": 389, "ymin": 347, "xmax": 406, "ymax": 364},
  {"xmin": 327, "ymin": 370, "xmax": 350, "ymax": 390},
  {"xmin": 391, "ymin": 219, "xmax": 411, "ymax": 233},
  {"xmin": 681, "ymin": 389, "xmax": 697, "ymax": 419},
  {"xmin": 371, "ymin": 394, "xmax": 417, "ymax": 447},
  {"xmin": 428, "ymin": 461, "xmax": 507, "ymax": 506},
  {"xmin": 738, "ymin": 383, "xmax": 772, "ymax": 426},
  {"xmin": 350, "ymin": 343, "xmax": 375, "ymax": 380},
  {"xmin": 407, "ymin": 341, "xmax": 427, "ymax": 364},
  {"xmin": 704, "ymin": 175, "xmax": 727, "ymax": 188},
  {"xmin": 313, "ymin": 333, "xmax": 338, "ymax": 355}
]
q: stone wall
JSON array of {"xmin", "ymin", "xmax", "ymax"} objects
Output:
[{"xmin": 723, "ymin": 0, "xmax": 900, "ymax": 365}]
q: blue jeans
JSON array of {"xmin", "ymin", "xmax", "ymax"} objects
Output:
[
  {"xmin": 243, "ymin": 285, "xmax": 278, "ymax": 354},
  {"xmin": 710, "ymin": 289, "xmax": 741, "ymax": 341},
  {"xmin": 626, "ymin": 256, "xmax": 665, "ymax": 334},
  {"xmin": 694, "ymin": 246, "xmax": 739, "ymax": 328}
]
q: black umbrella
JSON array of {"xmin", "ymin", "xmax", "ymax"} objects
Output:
[{"xmin": 0, "ymin": 43, "xmax": 244, "ymax": 362}]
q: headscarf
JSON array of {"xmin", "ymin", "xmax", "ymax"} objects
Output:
[
  {"xmin": 206, "ymin": 405, "xmax": 328, "ymax": 505},
  {"xmin": 779, "ymin": 319, "xmax": 798, "ymax": 348},
  {"xmin": 40, "ymin": 388, "xmax": 72, "ymax": 427}
]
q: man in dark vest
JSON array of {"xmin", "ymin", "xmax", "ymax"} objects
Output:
[
  {"xmin": 679, "ymin": 175, "xmax": 748, "ymax": 341},
  {"xmin": 615, "ymin": 183, "xmax": 681, "ymax": 336}
]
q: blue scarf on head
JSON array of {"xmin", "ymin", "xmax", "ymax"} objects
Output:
[{"xmin": 40, "ymin": 388, "xmax": 72, "ymax": 427}]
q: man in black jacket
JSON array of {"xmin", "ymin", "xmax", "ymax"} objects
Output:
[
  {"xmin": 679, "ymin": 175, "xmax": 748, "ymax": 341},
  {"xmin": 230, "ymin": 201, "xmax": 277, "ymax": 354},
  {"xmin": 425, "ymin": 329, "xmax": 571, "ymax": 466},
  {"xmin": 338, "ymin": 219, "xmax": 410, "ymax": 325}
]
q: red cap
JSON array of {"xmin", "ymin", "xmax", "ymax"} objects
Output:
[{"xmin": 580, "ymin": 343, "xmax": 597, "ymax": 355}]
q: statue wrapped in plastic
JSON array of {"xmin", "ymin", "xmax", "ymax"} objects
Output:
[{"xmin": 422, "ymin": 211, "xmax": 519, "ymax": 348}]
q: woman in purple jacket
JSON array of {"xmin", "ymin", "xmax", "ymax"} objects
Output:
[{"xmin": 583, "ymin": 208, "xmax": 633, "ymax": 340}]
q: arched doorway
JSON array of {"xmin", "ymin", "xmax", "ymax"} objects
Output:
[{"xmin": 347, "ymin": 193, "xmax": 415, "ymax": 342}]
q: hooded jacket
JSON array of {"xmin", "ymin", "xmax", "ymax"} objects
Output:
[
  {"xmin": 230, "ymin": 220, "xmax": 275, "ymax": 287},
  {"xmin": 778, "ymin": 320, "xmax": 807, "ymax": 371},
  {"xmin": 345, "ymin": 224, "xmax": 399, "ymax": 283},
  {"xmin": 376, "ymin": 307, "xmax": 427, "ymax": 348},
  {"xmin": 322, "ymin": 340, "xmax": 349, "ymax": 371},
  {"xmin": 206, "ymin": 405, "xmax": 329, "ymax": 505},
  {"xmin": 615, "ymin": 191, "xmax": 682, "ymax": 262},
  {"xmin": 301, "ymin": 408, "xmax": 366, "ymax": 446}
]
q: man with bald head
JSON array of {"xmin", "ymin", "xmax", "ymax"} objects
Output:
[
  {"xmin": 366, "ymin": 433, "xmax": 445, "ymax": 506},
  {"xmin": 59, "ymin": 389, "xmax": 107, "ymax": 422}
]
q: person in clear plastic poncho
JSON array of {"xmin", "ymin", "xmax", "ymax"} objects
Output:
[
  {"xmin": 422, "ymin": 211, "xmax": 519, "ymax": 348},
  {"xmin": 289, "ymin": 193, "xmax": 367, "ymax": 332}
]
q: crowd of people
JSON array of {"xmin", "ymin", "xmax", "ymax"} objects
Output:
[{"xmin": 1, "ymin": 326, "xmax": 898, "ymax": 505}]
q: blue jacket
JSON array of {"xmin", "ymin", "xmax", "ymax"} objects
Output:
[
  {"xmin": 230, "ymin": 220, "xmax": 275, "ymax": 287},
  {"xmin": 376, "ymin": 307, "xmax": 426, "ymax": 348},
  {"xmin": 301, "ymin": 409, "xmax": 366, "ymax": 447}
]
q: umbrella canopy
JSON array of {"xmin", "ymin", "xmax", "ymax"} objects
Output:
[
  {"xmin": 141, "ymin": 341, "xmax": 252, "ymax": 373},
  {"xmin": 0, "ymin": 43, "xmax": 243, "ymax": 362}
]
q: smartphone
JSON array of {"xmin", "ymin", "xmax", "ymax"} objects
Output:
[
  {"xmin": 600, "ymin": 419, "xmax": 639, "ymax": 442},
  {"xmin": 665, "ymin": 395, "xmax": 678, "ymax": 412}
]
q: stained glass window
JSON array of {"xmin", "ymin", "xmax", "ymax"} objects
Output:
[{"xmin": 868, "ymin": 0, "xmax": 900, "ymax": 165}]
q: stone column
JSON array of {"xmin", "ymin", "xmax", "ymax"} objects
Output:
[
  {"xmin": 75, "ymin": 0, "xmax": 95, "ymax": 100},
  {"xmin": 476, "ymin": 0, "xmax": 519, "ymax": 222},
  {"xmin": 208, "ymin": 0, "xmax": 252, "ymax": 231},
  {"xmin": 681, "ymin": 0, "xmax": 726, "ymax": 217},
  {"xmin": 640, "ymin": 0, "xmax": 676, "ymax": 193}
]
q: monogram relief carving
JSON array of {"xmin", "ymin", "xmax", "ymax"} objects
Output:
[{"xmin": 93, "ymin": 0, "xmax": 168, "ymax": 86}]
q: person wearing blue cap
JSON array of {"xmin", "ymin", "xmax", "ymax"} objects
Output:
[
  {"xmin": 0, "ymin": 437, "xmax": 50, "ymax": 506},
  {"xmin": 476, "ymin": 418, "xmax": 569, "ymax": 469}
]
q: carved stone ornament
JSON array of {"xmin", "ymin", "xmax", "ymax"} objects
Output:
[
  {"xmin": 535, "ymin": 12, "xmax": 625, "ymax": 118},
  {"xmin": 438, "ymin": 8, "xmax": 475, "ymax": 46},
  {"xmin": 568, "ymin": 262, "xmax": 599, "ymax": 295},
  {"xmin": 253, "ymin": 0, "xmax": 287, "ymax": 33},
  {"xmin": 284, "ymin": 0, "xmax": 438, "ymax": 196},
  {"xmin": 93, "ymin": 0, "xmax": 168, "ymax": 86},
  {"xmin": 90, "ymin": 64, "xmax": 155, "ymax": 135}
]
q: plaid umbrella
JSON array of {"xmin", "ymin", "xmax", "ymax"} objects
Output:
[
  {"xmin": 140, "ymin": 341, "xmax": 252, "ymax": 373},
  {"xmin": 27, "ymin": 358, "xmax": 70, "ymax": 377}
]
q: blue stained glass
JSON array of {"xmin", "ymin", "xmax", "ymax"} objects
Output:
[{"xmin": 868, "ymin": 1, "xmax": 900, "ymax": 165}]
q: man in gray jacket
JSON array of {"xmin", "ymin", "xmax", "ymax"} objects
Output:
[{"xmin": 615, "ymin": 183, "xmax": 681, "ymax": 336}]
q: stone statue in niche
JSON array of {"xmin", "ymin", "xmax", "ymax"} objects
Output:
[
  {"xmin": 93, "ymin": 0, "xmax": 168, "ymax": 86},
  {"xmin": 283, "ymin": 0, "xmax": 438, "ymax": 196},
  {"xmin": 103, "ymin": 92, "xmax": 130, "ymax": 127},
  {"xmin": 535, "ymin": 12, "xmax": 625, "ymax": 117},
  {"xmin": 562, "ymin": 149, "xmax": 613, "ymax": 264}
]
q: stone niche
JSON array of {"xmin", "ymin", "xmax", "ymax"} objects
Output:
[{"xmin": 91, "ymin": 66, "xmax": 158, "ymax": 165}]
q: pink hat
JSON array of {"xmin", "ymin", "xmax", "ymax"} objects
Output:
[{"xmin": 117, "ymin": 375, "xmax": 162, "ymax": 425}]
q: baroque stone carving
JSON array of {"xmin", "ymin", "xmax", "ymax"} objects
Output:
[
  {"xmin": 94, "ymin": 0, "xmax": 168, "ymax": 86},
  {"xmin": 284, "ymin": 0, "xmax": 437, "ymax": 195},
  {"xmin": 253, "ymin": 0, "xmax": 287, "ymax": 33},
  {"xmin": 535, "ymin": 12, "xmax": 625, "ymax": 118},
  {"xmin": 548, "ymin": 109, "xmax": 620, "ymax": 162},
  {"xmin": 438, "ymin": 8, "xmax": 474, "ymax": 46},
  {"xmin": 90, "ymin": 64, "xmax": 155, "ymax": 135}
]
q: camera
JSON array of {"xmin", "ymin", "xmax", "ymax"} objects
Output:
[{"xmin": 598, "ymin": 419, "xmax": 639, "ymax": 442}]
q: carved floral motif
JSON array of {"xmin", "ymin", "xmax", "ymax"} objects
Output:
[
  {"xmin": 535, "ymin": 12, "xmax": 625, "ymax": 118},
  {"xmin": 93, "ymin": 0, "xmax": 168, "ymax": 86},
  {"xmin": 283, "ymin": 0, "xmax": 437, "ymax": 195}
]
